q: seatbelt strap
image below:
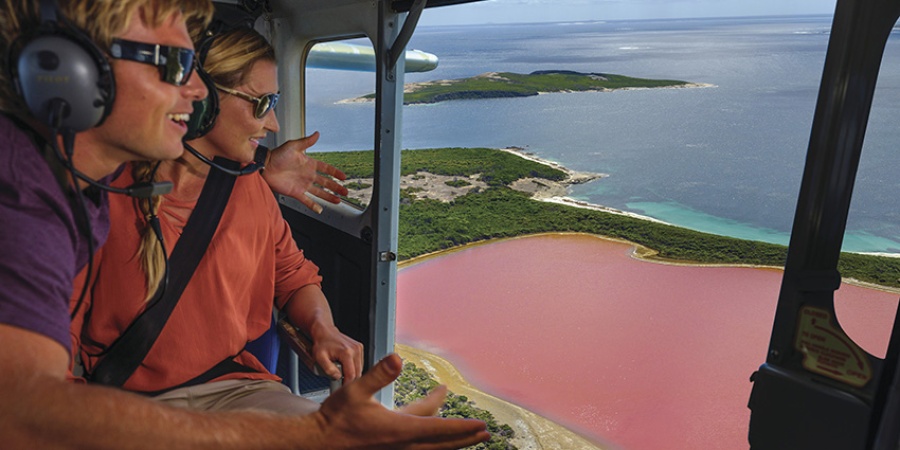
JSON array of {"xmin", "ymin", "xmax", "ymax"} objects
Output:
[
  {"xmin": 88, "ymin": 157, "xmax": 240, "ymax": 387},
  {"xmin": 137, "ymin": 354, "xmax": 259, "ymax": 397}
]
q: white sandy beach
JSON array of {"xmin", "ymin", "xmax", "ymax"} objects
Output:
[{"xmin": 496, "ymin": 146, "xmax": 671, "ymax": 225}]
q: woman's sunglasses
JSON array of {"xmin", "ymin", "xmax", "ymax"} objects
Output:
[
  {"xmin": 109, "ymin": 38, "xmax": 196, "ymax": 86},
  {"xmin": 215, "ymin": 83, "xmax": 280, "ymax": 119}
]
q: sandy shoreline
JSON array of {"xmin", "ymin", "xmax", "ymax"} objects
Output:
[
  {"xmin": 395, "ymin": 343, "xmax": 611, "ymax": 450},
  {"xmin": 497, "ymin": 146, "xmax": 670, "ymax": 225}
]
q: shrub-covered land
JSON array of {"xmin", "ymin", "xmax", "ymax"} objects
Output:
[
  {"xmin": 313, "ymin": 147, "xmax": 567, "ymax": 185},
  {"xmin": 359, "ymin": 71, "xmax": 693, "ymax": 105},
  {"xmin": 312, "ymin": 147, "xmax": 900, "ymax": 289},
  {"xmin": 395, "ymin": 362, "xmax": 517, "ymax": 450}
]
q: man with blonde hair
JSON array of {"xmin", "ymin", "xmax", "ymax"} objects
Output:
[{"xmin": 0, "ymin": 1, "xmax": 489, "ymax": 448}]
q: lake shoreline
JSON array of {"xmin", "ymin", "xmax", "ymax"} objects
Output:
[{"xmin": 395, "ymin": 343, "xmax": 613, "ymax": 450}]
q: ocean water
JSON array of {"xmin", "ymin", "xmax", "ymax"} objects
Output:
[{"xmin": 305, "ymin": 15, "xmax": 900, "ymax": 253}]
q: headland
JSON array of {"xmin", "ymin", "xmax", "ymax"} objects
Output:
[{"xmin": 314, "ymin": 146, "xmax": 900, "ymax": 289}]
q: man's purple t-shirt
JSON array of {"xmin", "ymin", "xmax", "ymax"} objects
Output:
[{"xmin": 0, "ymin": 115, "xmax": 109, "ymax": 353}]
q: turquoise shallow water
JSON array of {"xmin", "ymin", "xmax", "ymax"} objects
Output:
[
  {"xmin": 306, "ymin": 15, "xmax": 900, "ymax": 253},
  {"xmin": 622, "ymin": 200, "xmax": 900, "ymax": 253},
  {"xmin": 625, "ymin": 200, "xmax": 793, "ymax": 245}
]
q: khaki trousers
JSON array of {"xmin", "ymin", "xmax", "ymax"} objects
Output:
[{"xmin": 152, "ymin": 379, "xmax": 320, "ymax": 416}]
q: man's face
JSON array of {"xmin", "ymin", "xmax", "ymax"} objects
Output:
[{"xmin": 82, "ymin": 11, "xmax": 207, "ymax": 170}]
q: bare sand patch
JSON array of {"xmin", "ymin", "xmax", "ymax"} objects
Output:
[
  {"xmin": 340, "ymin": 146, "xmax": 606, "ymax": 207},
  {"xmin": 343, "ymin": 171, "xmax": 487, "ymax": 206}
]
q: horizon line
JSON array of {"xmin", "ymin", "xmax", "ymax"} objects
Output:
[{"xmin": 419, "ymin": 13, "xmax": 836, "ymax": 28}]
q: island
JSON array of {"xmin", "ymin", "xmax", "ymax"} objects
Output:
[{"xmin": 349, "ymin": 70, "xmax": 709, "ymax": 105}]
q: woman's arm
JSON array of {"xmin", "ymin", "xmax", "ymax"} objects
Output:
[
  {"xmin": 262, "ymin": 132, "xmax": 349, "ymax": 213},
  {"xmin": 282, "ymin": 285, "xmax": 364, "ymax": 382}
]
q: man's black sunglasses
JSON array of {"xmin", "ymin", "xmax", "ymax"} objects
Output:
[{"xmin": 109, "ymin": 38, "xmax": 196, "ymax": 86}]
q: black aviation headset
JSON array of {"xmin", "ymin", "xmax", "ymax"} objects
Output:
[
  {"xmin": 8, "ymin": 0, "xmax": 174, "ymax": 198},
  {"xmin": 9, "ymin": 0, "xmax": 112, "ymax": 179},
  {"xmin": 9, "ymin": 0, "xmax": 114, "ymax": 133},
  {"xmin": 182, "ymin": 0, "xmax": 272, "ymax": 177}
]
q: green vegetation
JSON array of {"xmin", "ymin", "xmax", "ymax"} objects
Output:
[
  {"xmin": 344, "ymin": 181, "xmax": 371, "ymax": 190},
  {"xmin": 445, "ymin": 178, "xmax": 472, "ymax": 188},
  {"xmin": 359, "ymin": 71, "xmax": 692, "ymax": 105},
  {"xmin": 312, "ymin": 148, "xmax": 900, "ymax": 289},
  {"xmin": 313, "ymin": 147, "xmax": 566, "ymax": 186},
  {"xmin": 395, "ymin": 362, "xmax": 517, "ymax": 450}
]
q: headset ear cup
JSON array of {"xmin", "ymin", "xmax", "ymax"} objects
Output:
[
  {"xmin": 11, "ymin": 29, "xmax": 114, "ymax": 132},
  {"xmin": 184, "ymin": 66, "xmax": 219, "ymax": 140}
]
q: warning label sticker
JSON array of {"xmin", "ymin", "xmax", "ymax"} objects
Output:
[{"xmin": 794, "ymin": 306, "xmax": 872, "ymax": 387}]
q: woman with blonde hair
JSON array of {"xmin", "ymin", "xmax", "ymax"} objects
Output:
[{"xmin": 71, "ymin": 25, "xmax": 364, "ymax": 415}]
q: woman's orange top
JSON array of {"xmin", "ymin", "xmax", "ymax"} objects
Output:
[{"xmin": 70, "ymin": 164, "xmax": 321, "ymax": 393}]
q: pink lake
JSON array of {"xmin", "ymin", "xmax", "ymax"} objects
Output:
[{"xmin": 395, "ymin": 234, "xmax": 899, "ymax": 450}]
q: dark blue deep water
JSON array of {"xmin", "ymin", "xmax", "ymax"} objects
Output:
[{"xmin": 305, "ymin": 15, "xmax": 900, "ymax": 253}]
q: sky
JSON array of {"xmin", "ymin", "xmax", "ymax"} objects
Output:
[{"xmin": 418, "ymin": 0, "xmax": 837, "ymax": 26}]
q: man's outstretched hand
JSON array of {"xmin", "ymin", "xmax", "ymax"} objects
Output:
[
  {"xmin": 263, "ymin": 132, "xmax": 349, "ymax": 213},
  {"xmin": 307, "ymin": 353, "xmax": 491, "ymax": 450}
]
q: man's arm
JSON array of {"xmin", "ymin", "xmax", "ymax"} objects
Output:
[
  {"xmin": 0, "ymin": 324, "xmax": 301, "ymax": 449},
  {"xmin": 1, "ymin": 325, "xmax": 488, "ymax": 449},
  {"xmin": 283, "ymin": 284, "xmax": 364, "ymax": 382},
  {"xmin": 262, "ymin": 131, "xmax": 349, "ymax": 213}
]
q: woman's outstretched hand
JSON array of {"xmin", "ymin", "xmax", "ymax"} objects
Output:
[{"xmin": 263, "ymin": 131, "xmax": 349, "ymax": 213}]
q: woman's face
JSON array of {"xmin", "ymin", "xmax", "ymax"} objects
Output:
[{"xmin": 203, "ymin": 59, "xmax": 279, "ymax": 163}]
